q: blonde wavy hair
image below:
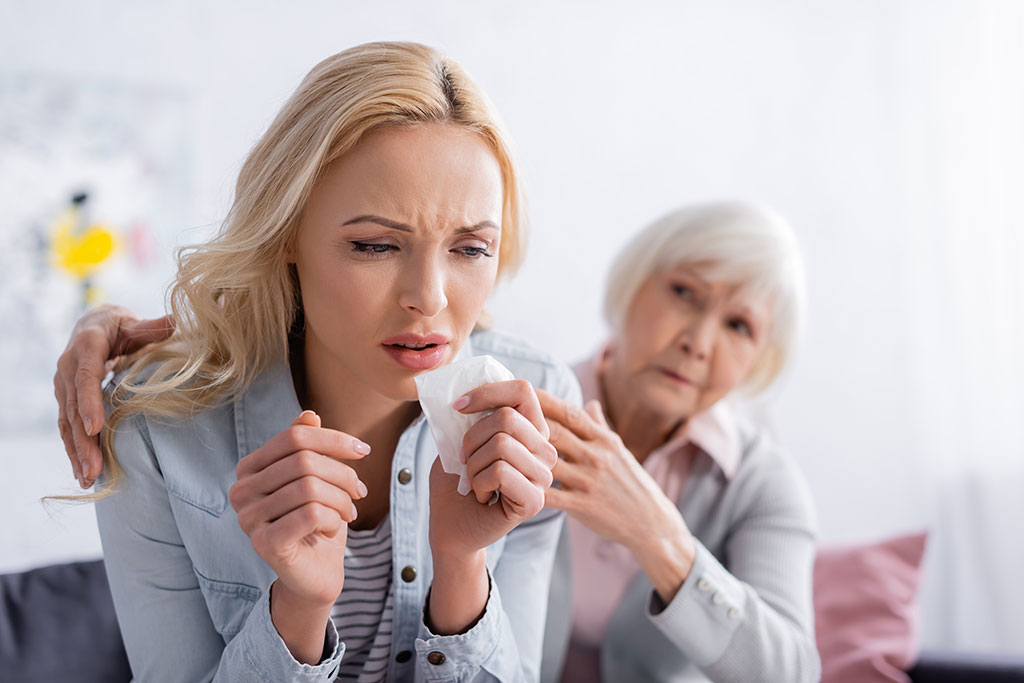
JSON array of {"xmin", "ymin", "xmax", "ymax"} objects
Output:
[{"xmin": 91, "ymin": 42, "xmax": 526, "ymax": 497}]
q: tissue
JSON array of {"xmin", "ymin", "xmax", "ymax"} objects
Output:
[{"xmin": 415, "ymin": 355, "xmax": 515, "ymax": 496}]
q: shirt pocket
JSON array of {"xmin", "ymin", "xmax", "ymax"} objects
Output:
[
  {"xmin": 165, "ymin": 478, "xmax": 231, "ymax": 517},
  {"xmin": 195, "ymin": 568, "xmax": 262, "ymax": 638}
]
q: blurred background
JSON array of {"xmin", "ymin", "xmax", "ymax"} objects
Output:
[{"xmin": 1, "ymin": 0, "xmax": 1021, "ymax": 656}]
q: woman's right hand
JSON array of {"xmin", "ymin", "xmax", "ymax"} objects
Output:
[
  {"xmin": 54, "ymin": 304, "xmax": 174, "ymax": 488},
  {"xmin": 229, "ymin": 410, "xmax": 369, "ymax": 662},
  {"xmin": 230, "ymin": 410, "xmax": 369, "ymax": 606}
]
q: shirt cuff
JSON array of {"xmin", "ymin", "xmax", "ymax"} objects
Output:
[
  {"xmin": 237, "ymin": 581, "xmax": 345, "ymax": 682},
  {"xmin": 646, "ymin": 540, "xmax": 747, "ymax": 666},
  {"xmin": 415, "ymin": 570, "xmax": 502, "ymax": 681}
]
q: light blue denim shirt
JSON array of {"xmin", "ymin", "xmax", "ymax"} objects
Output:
[{"xmin": 96, "ymin": 329, "xmax": 581, "ymax": 683}]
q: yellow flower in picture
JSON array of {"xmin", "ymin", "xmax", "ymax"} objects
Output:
[{"xmin": 51, "ymin": 208, "xmax": 117, "ymax": 280}]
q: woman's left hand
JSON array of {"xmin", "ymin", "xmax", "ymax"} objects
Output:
[
  {"xmin": 429, "ymin": 379, "xmax": 558, "ymax": 558},
  {"xmin": 537, "ymin": 389, "xmax": 697, "ymax": 600},
  {"xmin": 426, "ymin": 379, "xmax": 557, "ymax": 634}
]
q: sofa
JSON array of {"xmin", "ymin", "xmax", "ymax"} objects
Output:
[{"xmin": 2, "ymin": 559, "xmax": 1022, "ymax": 682}]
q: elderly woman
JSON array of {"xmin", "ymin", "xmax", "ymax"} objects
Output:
[
  {"xmin": 538, "ymin": 202, "xmax": 820, "ymax": 682},
  {"xmin": 57, "ymin": 199, "xmax": 816, "ymax": 680}
]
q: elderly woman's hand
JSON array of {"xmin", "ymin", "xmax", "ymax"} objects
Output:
[
  {"xmin": 538, "ymin": 389, "xmax": 698, "ymax": 603},
  {"xmin": 54, "ymin": 305, "xmax": 174, "ymax": 488}
]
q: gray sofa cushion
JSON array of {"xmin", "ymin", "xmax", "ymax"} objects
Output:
[{"xmin": 0, "ymin": 559, "xmax": 131, "ymax": 683}]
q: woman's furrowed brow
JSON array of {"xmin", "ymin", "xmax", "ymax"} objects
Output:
[
  {"xmin": 342, "ymin": 215, "xmax": 413, "ymax": 232},
  {"xmin": 341, "ymin": 215, "xmax": 499, "ymax": 234}
]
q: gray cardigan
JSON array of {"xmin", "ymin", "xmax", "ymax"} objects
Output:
[{"xmin": 542, "ymin": 412, "xmax": 821, "ymax": 683}]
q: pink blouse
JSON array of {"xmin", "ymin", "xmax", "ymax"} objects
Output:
[{"xmin": 562, "ymin": 346, "xmax": 741, "ymax": 681}]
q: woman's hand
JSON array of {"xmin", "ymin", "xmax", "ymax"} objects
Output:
[
  {"xmin": 537, "ymin": 389, "xmax": 697, "ymax": 603},
  {"xmin": 429, "ymin": 379, "xmax": 557, "ymax": 555},
  {"xmin": 426, "ymin": 379, "xmax": 557, "ymax": 633},
  {"xmin": 230, "ymin": 410, "xmax": 368, "ymax": 605},
  {"xmin": 54, "ymin": 304, "xmax": 174, "ymax": 487},
  {"xmin": 229, "ymin": 410, "xmax": 368, "ymax": 662}
]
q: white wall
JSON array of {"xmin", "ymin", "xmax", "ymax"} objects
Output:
[{"xmin": 2, "ymin": 0, "xmax": 1022, "ymax": 653}]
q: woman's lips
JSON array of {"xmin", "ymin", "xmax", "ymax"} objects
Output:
[
  {"xmin": 658, "ymin": 368, "xmax": 695, "ymax": 387},
  {"xmin": 382, "ymin": 342, "xmax": 449, "ymax": 371}
]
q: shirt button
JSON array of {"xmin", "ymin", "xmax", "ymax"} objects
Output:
[
  {"xmin": 727, "ymin": 607, "xmax": 740, "ymax": 619},
  {"xmin": 712, "ymin": 591, "xmax": 725, "ymax": 605},
  {"xmin": 398, "ymin": 468, "xmax": 413, "ymax": 485},
  {"xmin": 401, "ymin": 565, "xmax": 417, "ymax": 582},
  {"xmin": 697, "ymin": 578, "xmax": 711, "ymax": 591},
  {"xmin": 395, "ymin": 649, "xmax": 412, "ymax": 663},
  {"xmin": 427, "ymin": 651, "xmax": 446, "ymax": 665}
]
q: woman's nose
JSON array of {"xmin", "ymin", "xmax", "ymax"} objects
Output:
[
  {"xmin": 679, "ymin": 315, "xmax": 715, "ymax": 360},
  {"xmin": 397, "ymin": 254, "xmax": 448, "ymax": 318}
]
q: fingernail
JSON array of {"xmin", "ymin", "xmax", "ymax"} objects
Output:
[
  {"xmin": 350, "ymin": 503, "xmax": 359, "ymax": 520},
  {"xmin": 357, "ymin": 480, "xmax": 368, "ymax": 498},
  {"xmin": 79, "ymin": 457, "xmax": 90, "ymax": 480},
  {"xmin": 352, "ymin": 440, "xmax": 371, "ymax": 455},
  {"xmin": 453, "ymin": 395, "xmax": 470, "ymax": 410},
  {"xmin": 82, "ymin": 416, "xmax": 94, "ymax": 436}
]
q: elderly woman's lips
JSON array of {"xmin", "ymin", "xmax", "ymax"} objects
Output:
[{"xmin": 658, "ymin": 368, "xmax": 694, "ymax": 386}]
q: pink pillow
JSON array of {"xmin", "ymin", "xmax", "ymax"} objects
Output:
[{"xmin": 814, "ymin": 532, "xmax": 928, "ymax": 683}]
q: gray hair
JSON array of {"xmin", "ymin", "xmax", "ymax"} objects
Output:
[{"xmin": 603, "ymin": 201, "xmax": 806, "ymax": 392}]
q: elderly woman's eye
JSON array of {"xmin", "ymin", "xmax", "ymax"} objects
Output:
[
  {"xmin": 671, "ymin": 284, "xmax": 694, "ymax": 300},
  {"xmin": 729, "ymin": 319, "xmax": 753, "ymax": 337}
]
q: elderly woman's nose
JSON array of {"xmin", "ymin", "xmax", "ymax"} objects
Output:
[
  {"xmin": 398, "ymin": 252, "xmax": 449, "ymax": 317},
  {"xmin": 678, "ymin": 314, "xmax": 717, "ymax": 359}
]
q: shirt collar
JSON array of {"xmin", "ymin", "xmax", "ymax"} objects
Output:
[{"xmin": 572, "ymin": 343, "xmax": 741, "ymax": 480}]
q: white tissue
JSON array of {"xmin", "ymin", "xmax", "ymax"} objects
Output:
[{"xmin": 415, "ymin": 355, "xmax": 516, "ymax": 496}]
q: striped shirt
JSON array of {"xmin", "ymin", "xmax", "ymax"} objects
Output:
[{"xmin": 331, "ymin": 516, "xmax": 394, "ymax": 681}]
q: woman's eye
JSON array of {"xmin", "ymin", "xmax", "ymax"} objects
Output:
[
  {"xmin": 671, "ymin": 284, "xmax": 694, "ymax": 300},
  {"xmin": 351, "ymin": 241, "xmax": 396, "ymax": 255},
  {"xmin": 455, "ymin": 246, "xmax": 494, "ymax": 259},
  {"xmin": 729, "ymin": 319, "xmax": 753, "ymax": 337}
]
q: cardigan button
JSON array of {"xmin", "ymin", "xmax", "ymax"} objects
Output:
[
  {"xmin": 712, "ymin": 591, "xmax": 725, "ymax": 605},
  {"xmin": 398, "ymin": 468, "xmax": 413, "ymax": 485},
  {"xmin": 401, "ymin": 565, "xmax": 417, "ymax": 582},
  {"xmin": 427, "ymin": 651, "xmax": 446, "ymax": 665},
  {"xmin": 727, "ymin": 607, "xmax": 740, "ymax": 619},
  {"xmin": 697, "ymin": 578, "xmax": 711, "ymax": 592}
]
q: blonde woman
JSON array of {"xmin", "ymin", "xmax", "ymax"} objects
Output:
[
  {"xmin": 53, "ymin": 42, "xmax": 579, "ymax": 682},
  {"xmin": 540, "ymin": 203, "xmax": 820, "ymax": 682}
]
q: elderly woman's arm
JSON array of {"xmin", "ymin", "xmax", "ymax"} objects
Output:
[
  {"xmin": 644, "ymin": 442, "xmax": 820, "ymax": 682},
  {"xmin": 540, "ymin": 391, "xmax": 820, "ymax": 683}
]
